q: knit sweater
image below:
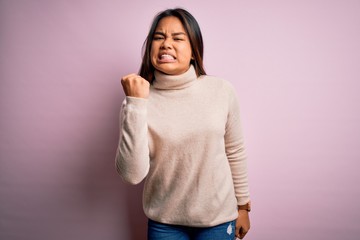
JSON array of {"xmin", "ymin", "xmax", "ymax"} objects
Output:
[{"xmin": 115, "ymin": 65, "xmax": 250, "ymax": 227}]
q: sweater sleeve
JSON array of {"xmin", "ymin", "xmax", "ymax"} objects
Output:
[
  {"xmin": 115, "ymin": 96, "xmax": 150, "ymax": 184},
  {"xmin": 224, "ymin": 84, "xmax": 250, "ymax": 205}
]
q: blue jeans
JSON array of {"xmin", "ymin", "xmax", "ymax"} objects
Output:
[{"xmin": 147, "ymin": 219, "xmax": 236, "ymax": 240}]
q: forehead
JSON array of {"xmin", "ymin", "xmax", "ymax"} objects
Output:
[{"xmin": 155, "ymin": 16, "xmax": 186, "ymax": 33}]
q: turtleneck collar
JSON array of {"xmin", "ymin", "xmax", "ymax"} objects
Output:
[{"xmin": 153, "ymin": 65, "xmax": 197, "ymax": 90}]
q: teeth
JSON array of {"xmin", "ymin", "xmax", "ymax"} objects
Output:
[{"xmin": 160, "ymin": 54, "xmax": 175, "ymax": 60}]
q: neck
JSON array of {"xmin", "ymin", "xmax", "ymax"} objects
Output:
[{"xmin": 153, "ymin": 65, "xmax": 197, "ymax": 90}]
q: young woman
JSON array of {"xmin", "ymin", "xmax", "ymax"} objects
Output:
[{"xmin": 115, "ymin": 8, "xmax": 251, "ymax": 240}]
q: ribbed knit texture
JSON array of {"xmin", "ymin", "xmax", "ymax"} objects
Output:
[{"xmin": 115, "ymin": 65, "xmax": 250, "ymax": 227}]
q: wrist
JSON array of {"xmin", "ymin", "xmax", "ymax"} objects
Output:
[{"xmin": 238, "ymin": 201, "xmax": 251, "ymax": 212}]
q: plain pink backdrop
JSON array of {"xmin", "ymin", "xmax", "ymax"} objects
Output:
[{"xmin": 1, "ymin": 0, "xmax": 359, "ymax": 239}]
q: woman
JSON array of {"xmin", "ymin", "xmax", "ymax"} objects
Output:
[{"xmin": 115, "ymin": 8, "xmax": 251, "ymax": 240}]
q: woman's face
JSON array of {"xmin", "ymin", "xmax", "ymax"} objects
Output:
[{"xmin": 150, "ymin": 16, "xmax": 192, "ymax": 75}]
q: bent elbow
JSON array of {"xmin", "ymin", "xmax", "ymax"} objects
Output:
[
  {"xmin": 115, "ymin": 162, "xmax": 149, "ymax": 185},
  {"xmin": 125, "ymin": 175, "xmax": 146, "ymax": 185}
]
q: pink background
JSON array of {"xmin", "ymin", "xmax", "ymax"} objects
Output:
[{"xmin": 1, "ymin": 0, "xmax": 359, "ymax": 239}]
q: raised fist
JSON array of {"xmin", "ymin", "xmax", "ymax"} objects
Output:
[{"xmin": 121, "ymin": 74, "xmax": 150, "ymax": 99}]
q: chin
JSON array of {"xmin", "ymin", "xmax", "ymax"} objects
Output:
[
  {"xmin": 155, "ymin": 65, "xmax": 188, "ymax": 76},
  {"xmin": 156, "ymin": 66, "xmax": 177, "ymax": 75}
]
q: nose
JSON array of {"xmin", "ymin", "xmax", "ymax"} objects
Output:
[{"xmin": 160, "ymin": 37, "xmax": 172, "ymax": 49}]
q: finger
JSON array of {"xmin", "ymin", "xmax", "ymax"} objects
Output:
[
  {"xmin": 239, "ymin": 227, "xmax": 248, "ymax": 239},
  {"xmin": 121, "ymin": 75, "xmax": 137, "ymax": 85},
  {"xmin": 122, "ymin": 75, "xmax": 149, "ymax": 87},
  {"xmin": 122, "ymin": 73, "xmax": 138, "ymax": 80}
]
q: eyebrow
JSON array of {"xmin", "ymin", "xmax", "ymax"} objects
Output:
[{"xmin": 154, "ymin": 31, "xmax": 187, "ymax": 36}]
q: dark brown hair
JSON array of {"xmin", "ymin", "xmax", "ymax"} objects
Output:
[{"xmin": 139, "ymin": 8, "xmax": 206, "ymax": 83}]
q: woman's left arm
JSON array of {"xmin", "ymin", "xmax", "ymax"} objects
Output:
[{"xmin": 224, "ymin": 83, "xmax": 251, "ymax": 239}]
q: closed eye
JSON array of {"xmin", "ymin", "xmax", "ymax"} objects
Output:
[{"xmin": 153, "ymin": 36, "xmax": 165, "ymax": 40}]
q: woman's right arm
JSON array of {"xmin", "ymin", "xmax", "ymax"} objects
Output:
[{"xmin": 115, "ymin": 74, "xmax": 150, "ymax": 184}]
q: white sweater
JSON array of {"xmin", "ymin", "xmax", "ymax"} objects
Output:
[{"xmin": 115, "ymin": 65, "xmax": 250, "ymax": 227}]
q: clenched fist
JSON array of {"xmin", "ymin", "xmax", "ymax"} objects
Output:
[{"xmin": 121, "ymin": 74, "xmax": 150, "ymax": 99}]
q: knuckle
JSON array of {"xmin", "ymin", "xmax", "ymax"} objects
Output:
[
  {"xmin": 133, "ymin": 77, "xmax": 141, "ymax": 83},
  {"xmin": 122, "ymin": 76, "xmax": 131, "ymax": 82}
]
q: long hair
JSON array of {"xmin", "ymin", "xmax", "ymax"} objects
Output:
[{"xmin": 139, "ymin": 8, "xmax": 206, "ymax": 83}]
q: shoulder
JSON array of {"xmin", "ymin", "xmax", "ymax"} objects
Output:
[{"xmin": 198, "ymin": 75, "xmax": 237, "ymax": 95}]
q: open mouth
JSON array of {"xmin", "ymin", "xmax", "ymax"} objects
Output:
[{"xmin": 158, "ymin": 54, "xmax": 176, "ymax": 61}]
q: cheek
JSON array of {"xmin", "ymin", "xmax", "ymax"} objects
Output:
[
  {"xmin": 179, "ymin": 46, "xmax": 192, "ymax": 61},
  {"xmin": 150, "ymin": 46, "xmax": 157, "ymax": 63},
  {"xmin": 150, "ymin": 46, "xmax": 155, "ymax": 58},
  {"xmin": 183, "ymin": 44, "xmax": 192, "ymax": 60},
  {"xmin": 150, "ymin": 42, "xmax": 158, "ymax": 55}
]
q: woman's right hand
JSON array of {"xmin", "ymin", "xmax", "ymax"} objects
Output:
[{"xmin": 121, "ymin": 74, "xmax": 150, "ymax": 98}]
